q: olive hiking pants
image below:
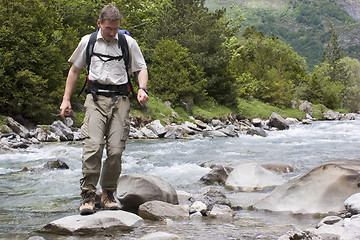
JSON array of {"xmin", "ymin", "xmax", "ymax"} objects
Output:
[{"xmin": 80, "ymin": 94, "xmax": 130, "ymax": 197}]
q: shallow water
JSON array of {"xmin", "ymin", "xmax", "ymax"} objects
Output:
[{"xmin": 1, "ymin": 118, "xmax": 359, "ymax": 239}]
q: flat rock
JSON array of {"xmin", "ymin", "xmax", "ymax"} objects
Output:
[{"xmin": 40, "ymin": 210, "xmax": 143, "ymax": 235}]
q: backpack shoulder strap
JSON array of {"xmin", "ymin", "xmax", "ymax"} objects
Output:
[
  {"xmin": 86, "ymin": 31, "xmax": 98, "ymax": 74},
  {"xmin": 78, "ymin": 31, "xmax": 97, "ymax": 97},
  {"xmin": 117, "ymin": 32, "xmax": 129, "ymax": 70},
  {"xmin": 117, "ymin": 32, "xmax": 137, "ymax": 99}
]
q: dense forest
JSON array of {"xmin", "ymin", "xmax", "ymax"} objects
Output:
[{"xmin": 1, "ymin": 0, "xmax": 360, "ymax": 124}]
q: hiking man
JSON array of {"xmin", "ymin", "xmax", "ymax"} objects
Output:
[{"xmin": 59, "ymin": 4, "xmax": 148, "ymax": 215}]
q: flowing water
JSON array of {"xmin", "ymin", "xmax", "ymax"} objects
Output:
[{"xmin": 1, "ymin": 118, "xmax": 360, "ymax": 239}]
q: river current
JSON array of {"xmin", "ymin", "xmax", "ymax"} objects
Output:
[{"xmin": 1, "ymin": 118, "xmax": 360, "ymax": 239}]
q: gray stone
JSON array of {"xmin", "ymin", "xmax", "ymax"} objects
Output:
[
  {"xmin": 51, "ymin": 120, "xmax": 74, "ymax": 141},
  {"xmin": 344, "ymin": 193, "xmax": 360, "ymax": 214},
  {"xmin": 40, "ymin": 210, "xmax": 143, "ymax": 235},
  {"xmin": 146, "ymin": 120, "xmax": 167, "ymax": 137},
  {"xmin": 278, "ymin": 228, "xmax": 323, "ymax": 240},
  {"xmin": 117, "ymin": 174, "xmax": 178, "ymax": 213},
  {"xmin": 194, "ymin": 119, "xmax": 208, "ymax": 129},
  {"xmin": 164, "ymin": 125, "xmax": 184, "ymax": 139},
  {"xmin": 323, "ymin": 110, "xmax": 341, "ymax": 120},
  {"xmin": 246, "ymin": 126, "xmax": 268, "ymax": 137},
  {"xmin": 203, "ymin": 130, "xmax": 227, "ymax": 138},
  {"xmin": 191, "ymin": 186, "xmax": 231, "ymax": 211},
  {"xmin": 209, "ymin": 204, "xmax": 234, "ymax": 219},
  {"xmin": 299, "ymin": 101, "xmax": 314, "ymax": 117},
  {"xmin": 6, "ymin": 117, "xmax": 29, "ymax": 138},
  {"xmin": 199, "ymin": 164, "xmax": 233, "ymax": 185},
  {"xmin": 219, "ymin": 125, "xmax": 238, "ymax": 137},
  {"xmin": 190, "ymin": 201, "xmax": 207, "ymax": 214},
  {"xmin": 140, "ymin": 127, "xmax": 159, "ymax": 139},
  {"xmin": 138, "ymin": 200, "xmax": 189, "ymax": 221},
  {"xmin": 43, "ymin": 160, "xmax": 69, "ymax": 170},
  {"xmin": 267, "ymin": 112, "xmax": 289, "ymax": 130}
]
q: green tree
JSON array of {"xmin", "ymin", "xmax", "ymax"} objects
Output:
[
  {"xmin": 322, "ymin": 25, "xmax": 348, "ymax": 84},
  {"xmin": 340, "ymin": 57, "xmax": 360, "ymax": 112},
  {"xmin": 228, "ymin": 27, "xmax": 307, "ymax": 107},
  {"xmin": 303, "ymin": 63, "xmax": 344, "ymax": 109},
  {"xmin": 144, "ymin": 0, "xmax": 240, "ymax": 106},
  {"xmin": 148, "ymin": 39, "xmax": 207, "ymax": 105},
  {"xmin": 0, "ymin": 0, "xmax": 77, "ymax": 123}
]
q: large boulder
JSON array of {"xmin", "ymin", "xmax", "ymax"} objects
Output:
[
  {"xmin": 253, "ymin": 160, "xmax": 360, "ymax": 214},
  {"xmin": 6, "ymin": 117, "xmax": 30, "ymax": 138},
  {"xmin": 267, "ymin": 112, "xmax": 289, "ymax": 130},
  {"xmin": 40, "ymin": 211, "xmax": 143, "ymax": 235},
  {"xmin": 116, "ymin": 174, "xmax": 178, "ymax": 213},
  {"xmin": 225, "ymin": 162, "xmax": 287, "ymax": 192}
]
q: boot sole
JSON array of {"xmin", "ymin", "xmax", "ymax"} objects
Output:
[{"xmin": 80, "ymin": 208, "xmax": 95, "ymax": 215}]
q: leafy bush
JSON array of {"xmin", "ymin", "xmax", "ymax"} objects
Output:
[
  {"xmin": 148, "ymin": 39, "xmax": 207, "ymax": 106},
  {"xmin": 0, "ymin": 0, "xmax": 78, "ymax": 123}
]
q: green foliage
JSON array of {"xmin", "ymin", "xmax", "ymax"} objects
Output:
[
  {"xmin": 148, "ymin": 39, "xmax": 207, "ymax": 105},
  {"xmin": 191, "ymin": 100, "xmax": 234, "ymax": 121},
  {"xmin": 1, "ymin": 0, "xmax": 358, "ymax": 126},
  {"xmin": 312, "ymin": 103, "xmax": 330, "ymax": 119},
  {"xmin": 114, "ymin": 0, "xmax": 164, "ymax": 45},
  {"xmin": 339, "ymin": 57, "xmax": 360, "ymax": 112},
  {"xmin": 237, "ymin": 98, "xmax": 305, "ymax": 120},
  {"xmin": 206, "ymin": 0, "xmax": 360, "ymax": 70},
  {"xmin": 145, "ymin": 0, "xmax": 240, "ymax": 106},
  {"xmin": 130, "ymin": 94, "xmax": 193, "ymax": 125},
  {"xmin": 228, "ymin": 27, "xmax": 307, "ymax": 108},
  {"xmin": 301, "ymin": 64, "xmax": 344, "ymax": 109},
  {"xmin": 0, "ymin": 0, "xmax": 77, "ymax": 123}
]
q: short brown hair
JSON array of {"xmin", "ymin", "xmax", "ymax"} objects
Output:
[{"xmin": 99, "ymin": 4, "xmax": 122, "ymax": 23}]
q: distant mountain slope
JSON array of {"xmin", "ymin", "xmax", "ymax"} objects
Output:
[
  {"xmin": 205, "ymin": 0, "xmax": 360, "ymax": 70},
  {"xmin": 335, "ymin": 0, "xmax": 360, "ymax": 23}
]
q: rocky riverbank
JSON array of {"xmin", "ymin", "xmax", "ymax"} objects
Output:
[{"xmin": 0, "ymin": 103, "xmax": 357, "ymax": 151}]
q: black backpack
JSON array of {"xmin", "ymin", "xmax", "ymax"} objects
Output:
[{"xmin": 78, "ymin": 30, "xmax": 136, "ymax": 98}]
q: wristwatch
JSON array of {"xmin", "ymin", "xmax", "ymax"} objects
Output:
[{"xmin": 139, "ymin": 87, "xmax": 148, "ymax": 94}]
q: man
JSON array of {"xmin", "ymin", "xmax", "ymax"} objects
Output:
[{"xmin": 59, "ymin": 4, "xmax": 148, "ymax": 215}]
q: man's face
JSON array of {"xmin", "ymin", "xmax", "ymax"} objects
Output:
[{"xmin": 97, "ymin": 19, "xmax": 120, "ymax": 42}]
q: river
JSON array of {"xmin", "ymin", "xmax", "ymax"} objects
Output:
[{"xmin": 1, "ymin": 118, "xmax": 360, "ymax": 239}]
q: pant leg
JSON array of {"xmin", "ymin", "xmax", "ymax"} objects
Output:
[
  {"xmin": 100, "ymin": 95, "xmax": 130, "ymax": 192},
  {"xmin": 80, "ymin": 94, "xmax": 109, "ymax": 194}
]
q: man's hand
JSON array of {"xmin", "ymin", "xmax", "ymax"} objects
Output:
[
  {"xmin": 137, "ymin": 88, "xmax": 149, "ymax": 106},
  {"xmin": 60, "ymin": 99, "xmax": 72, "ymax": 119}
]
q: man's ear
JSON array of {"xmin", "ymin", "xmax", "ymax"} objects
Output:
[{"xmin": 97, "ymin": 19, "xmax": 101, "ymax": 28}]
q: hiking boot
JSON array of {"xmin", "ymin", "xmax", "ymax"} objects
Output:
[
  {"xmin": 79, "ymin": 191, "xmax": 96, "ymax": 215},
  {"xmin": 101, "ymin": 190, "xmax": 119, "ymax": 210}
]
